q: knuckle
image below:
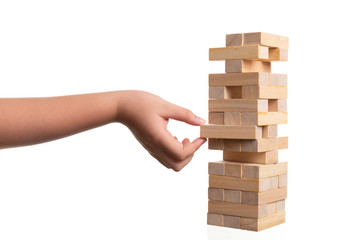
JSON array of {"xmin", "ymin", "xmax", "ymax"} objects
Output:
[{"xmin": 184, "ymin": 109, "xmax": 194, "ymax": 119}]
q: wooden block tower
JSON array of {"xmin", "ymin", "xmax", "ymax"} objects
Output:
[{"xmin": 201, "ymin": 32, "xmax": 289, "ymax": 231}]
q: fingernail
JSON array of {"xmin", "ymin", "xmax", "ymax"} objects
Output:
[
  {"xmin": 195, "ymin": 137, "xmax": 207, "ymax": 144},
  {"xmin": 195, "ymin": 116, "xmax": 206, "ymax": 124}
]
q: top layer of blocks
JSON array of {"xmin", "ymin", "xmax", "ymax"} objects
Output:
[{"xmin": 209, "ymin": 32, "xmax": 288, "ymax": 61}]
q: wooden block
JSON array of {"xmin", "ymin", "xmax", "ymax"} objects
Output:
[
  {"xmin": 223, "ymin": 139, "xmax": 242, "ymax": 152},
  {"xmin": 279, "ymin": 174, "xmax": 288, "ymax": 187},
  {"xmin": 268, "ymin": 176, "xmax": 279, "ymax": 189},
  {"xmin": 207, "ymin": 213, "xmax": 223, "ymax": 227},
  {"xmin": 209, "ymin": 175, "xmax": 276, "ymax": 192},
  {"xmin": 209, "ymin": 175, "xmax": 258, "ymax": 192},
  {"xmin": 223, "ymin": 151, "xmax": 278, "ymax": 164},
  {"xmin": 240, "ymin": 211, "xmax": 286, "ymax": 231},
  {"xmin": 226, "ymin": 33, "xmax": 243, "ymax": 46},
  {"xmin": 242, "ymin": 161, "xmax": 288, "ymax": 178},
  {"xmin": 241, "ymin": 138, "xmax": 277, "ymax": 152},
  {"xmin": 269, "ymin": 74, "xmax": 287, "ymax": 86},
  {"xmin": 269, "ymin": 99, "xmax": 287, "ymax": 112},
  {"xmin": 277, "ymin": 137, "xmax": 288, "ymax": 150},
  {"xmin": 277, "ymin": 200, "xmax": 285, "ymax": 212},
  {"xmin": 271, "ymin": 48, "xmax": 288, "ymax": 61},
  {"xmin": 209, "ymin": 86, "xmax": 225, "ymax": 99},
  {"xmin": 208, "ymin": 161, "xmax": 225, "ymax": 175},
  {"xmin": 262, "ymin": 125, "xmax": 277, "ymax": 138},
  {"xmin": 213, "ymin": 137, "xmax": 285, "ymax": 153},
  {"xmin": 224, "ymin": 112, "xmax": 241, "ymax": 125},
  {"xmin": 242, "ymin": 86, "xmax": 287, "ymax": 99},
  {"xmin": 224, "ymin": 215, "xmax": 241, "ymax": 229},
  {"xmin": 225, "ymin": 60, "xmax": 271, "ymax": 73},
  {"xmin": 208, "ymin": 200, "xmax": 273, "ymax": 218},
  {"xmin": 209, "ymin": 99, "xmax": 268, "ymax": 112},
  {"xmin": 261, "ymin": 48, "xmax": 288, "ymax": 61},
  {"xmin": 243, "ymin": 32, "xmax": 289, "ymax": 49},
  {"xmin": 266, "ymin": 202, "xmax": 277, "ymax": 215},
  {"xmin": 225, "ymin": 86, "xmax": 242, "ymax": 99},
  {"xmin": 208, "ymin": 188, "xmax": 224, "ymax": 201},
  {"xmin": 224, "ymin": 161, "xmax": 242, "ymax": 177},
  {"xmin": 208, "ymin": 138, "xmax": 224, "ymax": 150},
  {"xmin": 209, "ymin": 72, "xmax": 268, "ymax": 86},
  {"xmin": 201, "ymin": 125, "xmax": 262, "ymax": 139},
  {"xmin": 241, "ymin": 112, "xmax": 288, "ymax": 126},
  {"xmin": 224, "ymin": 189, "xmax": 241, "ymax": 203},
  {"xmin": 241, "ymin": 187, "xmax": 287, "ymax": 206},
  {"xmin": 208, "ymin": 112, "xmax": 224, "ymax": 125},
  {"xmin": 209, "ymin": 45, "xmax": 269, "ymax": 61}
]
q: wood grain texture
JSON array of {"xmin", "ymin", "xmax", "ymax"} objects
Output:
[
  {"xmin": 240, "ymin": 211, "xmax": 285, "ymax": 231},
  {"xmin": 241, "ymin": 112, "xmax": 288, "ymax": 126},
  {"xmin": 243, "ymin": 32, "xmax": 289, "ymax": 49},
  {"xmin": 269, "ymin": 73, "xmax": 288, "ymax": 86},
  {"xmin": 223, "ymin": 139, "xmax": 242, "ymax": 152},
  {"xmin": 201, "ymin": 125, "xmax": 262, "ymax": 139},
  {"xmin": 225, "ymin": 60, "xmax": 271, "ymax": 73},
  {"xmin": 208, "ymin": 200, "xmax": 267, "ymax": 218},
  {"xmin": 224, "ymin": 189, "xmax": 241, "ymax": 203},
  {"xmin": 208, "ymin": 161, "xmax": 225, "ymax": 175},
  {"xmin": 269, "ymin": 99, "xmax": 287, "ymax": 112},
  {"xmin": 261, "ymin": 48, "xmax": 288, "ymax": 61},
  {"xmin": 226, "ymin": 33, "xmax": 243, "ymax": 46},
  {"xmin": 208, "ymin": 187, "xmax": 224, "ymax": 201},
  {"xmin": 224, "ymin": 161, "xmax": 242, "ymax": 177},
  {"xmin": 241, "ymin": 138, "xmax": 277, "ymax": 152},
  {"xmin": 242, "ymin": 86, "xmax": 287, "ymax": 99},
  {"xmin": 279, "ymin": 174, "xmax": 288, "ymax": 187},
  {"xmin": 277, "ymin": 200, "xmax": 285, "ymax": 212},
  {"xmin": 241, "ymin": 187, "xmax": 287, "ymax": 205},
  {"xmin": 277, "ymin": 136, "xmax": 288, "ymax": 150},
  {"xmin": 208, "ymin": 200, "xmax": 278, "ymax": 218},
  {"xmin": 208, "ymin": 112, "xmax": 224, "ymax": 125},
  {"xmin": 209, "ymin": 86, "xmax": 225, "ymax": 99},
  {"xmin": 209, "ymin": 72, "xmax": 268, "ymax": 86},
  {"xmin": 209, "ymin": 99, "xmax": 268, "ymax": 112},
  {"xmin": 208, "ymin": 138, "xmax": 224, "ymax": 150},
  {"xmin": 223, "ymin": 151, "xmax": 278, "ymax": 164},
  {"xmin": 209, "ymin": 45, "xmax": 269, "ymax": 61},
  {"xmin": 208, "ymin": 137, "xmax": 286, "ymax": 152},
  {"xmin": 242, "ymin": 161, "xmax": 288, "ymax": 178},
  {"xmin": 224, "ymin": 215, "xmax": 241, "ymax": 228},
  {"xmin": 262, "ymin": 125, "xmax": 278, "ymax": 138},
  {"xmin": 224, "ymin": 112, "xmax": 241, "ymax": 125},
  {"xmin": 207, "ymin": 213, "xmax": 223, "ymax": 227},
  {"xmin": 209, "ymin": 174, "xmax": 277, "ymax": 192}
]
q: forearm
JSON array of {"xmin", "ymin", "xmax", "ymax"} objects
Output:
[{"xmin": 0, "ymin": 91, "xmax": 123, "ymax": 149}]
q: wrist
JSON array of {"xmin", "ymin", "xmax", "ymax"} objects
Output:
[{"xmin": 114, "ymin": 90, "xmax": 137, "ymax": 125}]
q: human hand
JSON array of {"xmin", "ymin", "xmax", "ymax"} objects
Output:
[{"xmin": 116, "ymin": 90, "xmax": 207, "ymax": 171}]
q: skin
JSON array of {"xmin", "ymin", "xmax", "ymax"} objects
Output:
[{"xmin": 0, "ymin": 90, "xmax": 207, "ymax": 171}]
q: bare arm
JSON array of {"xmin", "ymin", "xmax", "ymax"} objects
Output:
[{"xmin": 0, "ymin": 90, "xmax": 206, "ymax": 171}]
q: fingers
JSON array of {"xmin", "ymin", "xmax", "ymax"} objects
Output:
[
  {"xmin": 182, "ymin": 138, "xmax": 190, "ymax": 144},
  {"xmin": 163, "ymin": 103, "xmax": 206, "ymax": 126},
  {"xmin": 183, "ymin": 137, "xmax": 207, "ymax": 155},
  {"xmin": 158, "ymin": 133, "xmax": 207, "ymax": 171}
]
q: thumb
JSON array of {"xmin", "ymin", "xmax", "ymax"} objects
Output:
[{"xmin": 164, "ymin": 103, "xmax": 206, "ymax": 126}]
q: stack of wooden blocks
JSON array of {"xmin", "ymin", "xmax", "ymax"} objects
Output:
[{"xmin": 200, "ymin": 32, "xmax": 289, "ymax": 231}]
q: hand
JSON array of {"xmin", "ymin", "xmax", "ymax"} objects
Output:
[{"xmin": 116, "ymin": 90, "xmax": 207, "ymax": 171}]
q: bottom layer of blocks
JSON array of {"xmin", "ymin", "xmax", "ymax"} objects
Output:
[
  {"xmin": 208, "ymin": 211, "xmax": 285, "ymax": 231},
  {"xmin": 207, "ymin": 160, "xmax": 287, "ymax": 231}
]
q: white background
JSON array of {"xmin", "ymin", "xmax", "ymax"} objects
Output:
[{"xmin": 1, "ymin": 0, "xmax": 359, "ymax": 239}]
